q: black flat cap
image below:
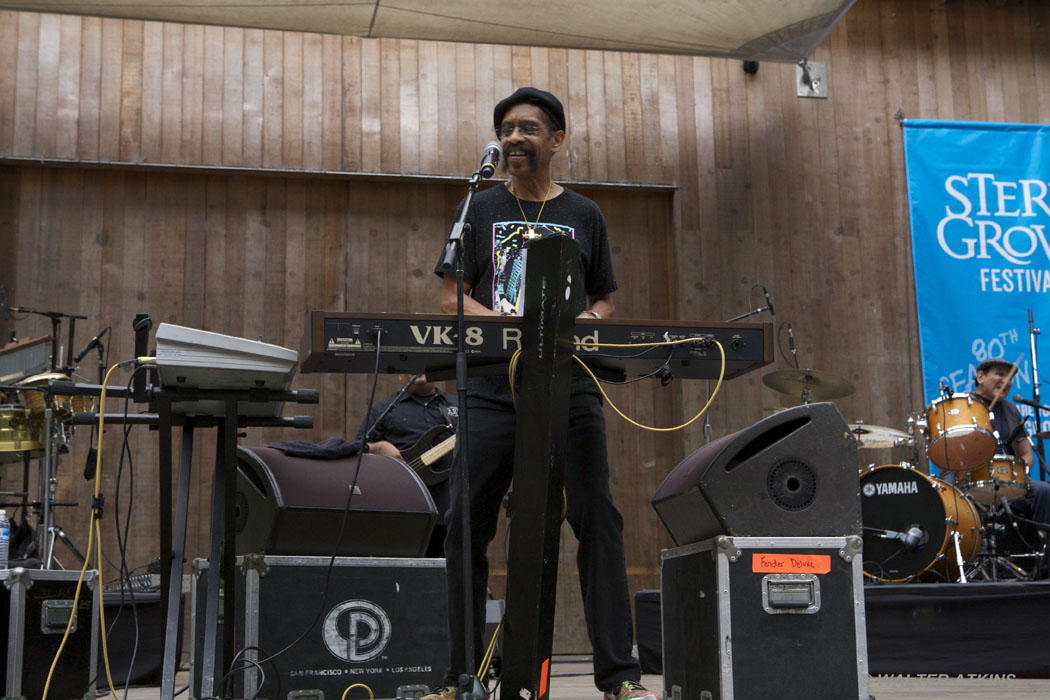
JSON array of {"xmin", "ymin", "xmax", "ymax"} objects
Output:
[
  {"xmin": 976, "ymin": 358, "xmax": 1015, "ymax": 373},
  {"xmin": 493, "ymin": 87, "xmax": 566, "ymax": 134}
]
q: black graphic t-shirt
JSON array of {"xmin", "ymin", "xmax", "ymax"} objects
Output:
[{"xmin": 435, "ymin": 184, "xmax": 617, "ymax": 405}]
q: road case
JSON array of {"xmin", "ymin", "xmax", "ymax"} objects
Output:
[
  {"xmin": 660, "ymin": 536, "xmax": 870, "ymax": 700},
  {"xmin": 191, "ymin": 555, "xmax": 448, "ymax": 700},
  {"xmin": 1, "ymin": 567, "xmax": 99, "ymax": 700}
]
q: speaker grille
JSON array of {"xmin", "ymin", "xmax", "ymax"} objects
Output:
[{"xmin": 767, "ymin": 459, "xmax": 817, "ymax": 510}]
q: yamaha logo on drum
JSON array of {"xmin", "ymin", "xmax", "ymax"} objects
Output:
[
  {"xmin": 863, "ymin": 481, "xmax": 920, "ymax": 497},
  {"xmin": 322, "ymin": 600, "xmax": 393, "ymax": 663}
]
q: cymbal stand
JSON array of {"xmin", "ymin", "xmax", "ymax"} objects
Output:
[
  {"xmin": 37, "ymin": 406, "xmax": 55, "ymax": 564},
  {"xmin": 36, "ymin": 399, "xmax": 83, "ymax": 570},
  {"xmin": 900, "ymin": 412, "xmax": 919, "ymax": 466}
]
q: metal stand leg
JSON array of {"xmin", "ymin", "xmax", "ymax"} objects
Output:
[
  {"xmin": 161, "ymin": 422, "xmax": 195, "ymax": 700},
  {"xmin": 45, "ymin": 523, "xmax": 86, "ymax": 566},
  {"xmin": 38, "ymin": 408, "xmax": 54, "ymax": 566},
  {"xmin": 201, "ymin": 410, "xmax": 237, "ymax": 699},
  {"xmin": 952, "ymin": 530, "xmax": 968, "ymax": 583}
]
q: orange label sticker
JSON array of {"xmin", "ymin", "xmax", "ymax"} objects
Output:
[{"xmin": 752, "ymin": 553, "xmax": 831, "ymax": 574}]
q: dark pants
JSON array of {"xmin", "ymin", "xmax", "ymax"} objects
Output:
[
  {"xmin": 1014, "ymin": 478, "xmax": 1050, "ymax": 525},
  {"xmin": 442, "ymin": 392, "xmax": 641, "ymax": 692}
]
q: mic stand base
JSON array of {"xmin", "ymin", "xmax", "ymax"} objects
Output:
[{"xmin": 458, "ymin": 673, "xmax": 487, "ymax": 700}]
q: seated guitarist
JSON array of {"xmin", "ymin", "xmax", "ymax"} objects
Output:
[{"xmin": 357, "ymin": 373, "xmax": 458, "ymax": 557}]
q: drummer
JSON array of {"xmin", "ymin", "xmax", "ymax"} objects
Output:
[{"xmin": 970, "ymin": 358, "xmax": 1050, "ymax": 527}]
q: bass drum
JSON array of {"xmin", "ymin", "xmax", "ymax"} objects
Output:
[{"xmin": 860, "ymin": 465, "xmax": 982, "ymax": 582}]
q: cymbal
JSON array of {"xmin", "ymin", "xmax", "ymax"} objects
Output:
[
  {"xmin": 848, "ymin": 422, "xmax": 907, "ymax": 448},
  {"xmin": 762, "ymin": 368, "xmax": 855, "ymax": 400}
]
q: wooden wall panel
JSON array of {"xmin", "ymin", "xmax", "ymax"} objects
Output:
[{"xmin": 3, "ymin": 0, "xmax": 1050, "ymax": 656}]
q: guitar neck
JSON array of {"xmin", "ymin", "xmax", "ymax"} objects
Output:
[{"xmin": 416, "ymin": 434, "xmax": 456, "ymax": 467}]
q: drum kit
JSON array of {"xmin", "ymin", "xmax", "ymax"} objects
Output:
[
  {"xmin": 1, "ymin": 333, "xmax": 97, "ymax": 568},
  {"xmin": 764, "ymin": 369, "xmax": 1047, "ymax": 584}
]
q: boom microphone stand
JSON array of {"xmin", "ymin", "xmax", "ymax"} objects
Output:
[
  {"xmin": 1029, "ymin": 309, "xmax": 1046, "ymax": 481},
  {"xmin": 439, "ymin": 157, "xmax": 495, "ymax": 700},
  {"xmin": 7, "ymin": 301, "xmax": 87, "ymax": 372},
  {"xmin": 710, "ymin": 291, "xmax": 776, "ymax": 443}
]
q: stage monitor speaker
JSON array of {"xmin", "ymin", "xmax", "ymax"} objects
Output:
[
  {"xmin": 235, "ymin": 446, "xmax": 437, "ymax": 557},
  {"xmin": 651, "ymin": 402, "xmax": 860, "ymax": 544}
]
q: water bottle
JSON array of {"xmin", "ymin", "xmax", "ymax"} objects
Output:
[{"xmin": 0, "ymin": 509, "xmax": 9, "ymax": 570}]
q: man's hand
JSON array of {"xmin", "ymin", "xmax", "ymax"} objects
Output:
[{"xmin": 367, "ymin": 440, "xmax": 403, "ymax": 459}]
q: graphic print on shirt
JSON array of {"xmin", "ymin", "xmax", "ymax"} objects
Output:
[{"xmin": 491, "ymin": 221, "xmax": 575, "ymax": 314}]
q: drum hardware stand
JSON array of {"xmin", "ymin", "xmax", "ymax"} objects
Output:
[
  {"xmin": 36, "ymin": 403, "xmax": 85, "ymax": 569},
  {"xmin": 971, "ymin": 493, "xmax": 1041, "ymax": 582},
  {"xmin": 43, "ymin": 510, "xmax": 87, "ymax": 568},
  {"xmin": 950, "ymin": 529, "xmax": 968, "ymax": 583}
]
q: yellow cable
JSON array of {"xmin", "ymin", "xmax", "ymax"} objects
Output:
[
  {"xmin": 508, "ymin": 347, "xmax": 522, "ymax": 409},
  {"xmin": 507, "ymin": 333, "xmax": 726, "ymax": 433},
  {"xmin": 341, "ymin": 682, "xmax": 376, "ymax": 700},
  {"xmin": 478, "ymin": 619, "xmax": 503, "ymax": 681},
  {"xmin": 575, "ymin": 335, "xmax": 709, "ymax": 350},
  {"xmin": 573, "ymin": 339, "xmax": 726, "ymax": 432},
  {"xmin": 43, "ymin": 361, "xmax": 125, "ymax": 700},
  {"xmin": 42, "ymin": 504, "xmax": 97, "ymax": 699}
]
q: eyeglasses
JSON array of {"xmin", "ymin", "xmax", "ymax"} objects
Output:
[{"xmin": 497, "ymin": 121, "xmax": 545, "ymax": 138}]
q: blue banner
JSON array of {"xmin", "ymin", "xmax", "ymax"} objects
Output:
[{"xmin": 903, "ymin": 119, "xmax": 1050, "ymax": 462}]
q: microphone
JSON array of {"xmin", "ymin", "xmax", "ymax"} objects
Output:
[
  {"xmin": 787, "ymin": 324, "xmax": 796, "ymax": 354},
  {"xmin": 363, "ymin": 373, "xmax": 423, "ymax": 441},
  {"xmin": 1014, "ymin": 394, "xmax": 1049, "ymax": 411},
  {"xmin": 882, "ymin": 527, "xmax": 923, "ymax": 550},
  {"xmin": 1, "ymin": 285, "xmax": 9, "ymax": 321},
  {"xmin": 83, "ymin": 445, "xmax": 98, "ymax": 480},
  {"xmin": 762, "ymin": 286, "xmax": 775, "ymax": 316},
  {"xmin": 901, "ymin": 526, "xmax": 923, "ymax": 551},
  {"xmin": 73, "ymin": 326, "xmax": 110, "ymax": 363},
  {"xmin": 479, "ymin": 141, "xmax": 502, "ymax": 178},
  {"xmin": 1000, "ymin": 495, "xmax": 1015, "ymax": 518}
]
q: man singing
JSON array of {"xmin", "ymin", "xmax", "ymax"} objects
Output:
[{"xmin": 428, "ymin": 87, "xmax": 658, "ymax": 700}]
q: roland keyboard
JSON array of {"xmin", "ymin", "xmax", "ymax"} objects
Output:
[{"xmin": 302, "ymin": 312, "xmax": 772, "ymax": 381}]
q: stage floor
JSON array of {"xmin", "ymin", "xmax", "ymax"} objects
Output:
[{"xmin": 108, "ymin": 663, "xmax": 1050, "ymax": 700}]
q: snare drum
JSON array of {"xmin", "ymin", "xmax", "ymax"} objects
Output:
[
  {"xmin": 860, "ymin": 465, "xmax": 981, "ymax": 582},
  {"xmin": 955, "ymin": 454, "xmax": 1030, "ymax": 503},
  {"xmin": 924, "ymin": 394, "xmax": 998, "ymax": 471},
  {"xmin": 0, "ymin": 404, "xmax": 42, "ymax": 452},
  {"xmin": 15, "ymin": 372, "xmax": 95, "ymax": 418}
]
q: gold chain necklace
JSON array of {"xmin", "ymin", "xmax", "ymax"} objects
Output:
[{"xmin": 510, "ymin": 180, "xmax": 553, "ymax": 240}]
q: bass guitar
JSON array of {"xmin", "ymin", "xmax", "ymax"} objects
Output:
[{"xmin": 398, "ymin": 424, "xmax": 456, "ymax": 486}]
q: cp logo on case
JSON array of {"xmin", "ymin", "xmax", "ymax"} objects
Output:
[{"xmin": 322, "ymin": 599, "xmax": 392, "ymax": 662}]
